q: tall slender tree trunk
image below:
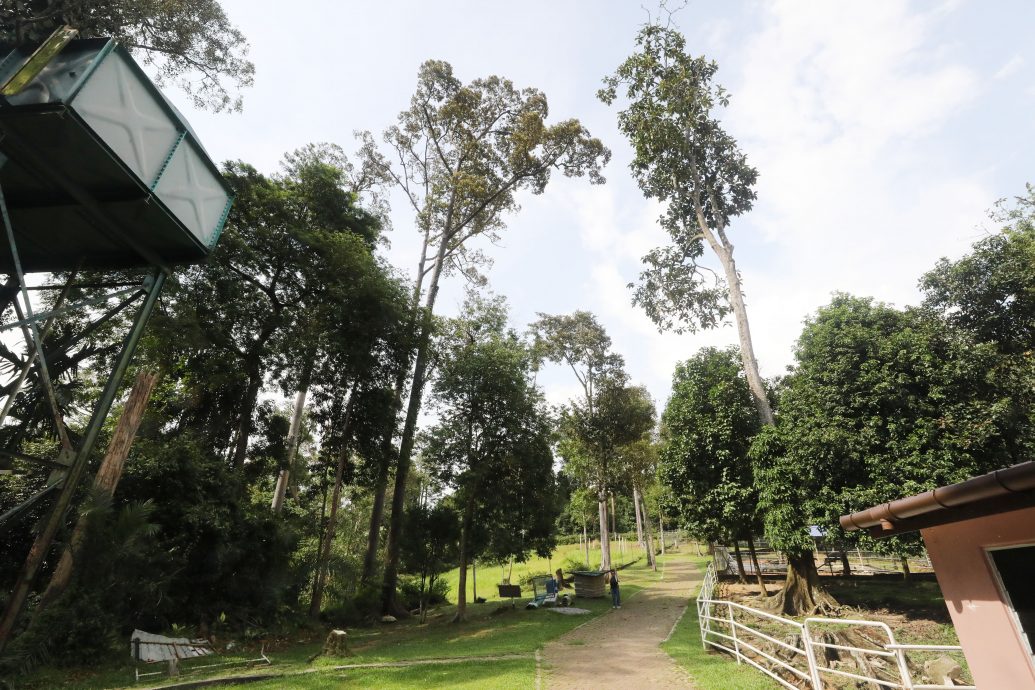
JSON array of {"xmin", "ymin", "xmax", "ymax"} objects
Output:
[
  {"xmin": 746, "ymin": 534, "xmax": 767, "ymax": 596},
  {"xmin": 40, "ymin": 370, "xmax": 158, "ymax": 608},
  {"xmin": 633, "ymin": 486, "xmax": 645, "ymax": 548},
  {"xmin": 472, "ymin": 561, "xmax": 477, "ymax": 603},
  {"xmin": 230, "ymin": 321, "xmax": 278, "ymax": 468},
  {"xmin": 361, "ymin": 467, "xmax": 389, "ymax": 583},
  {"xmin": 693, "ymin": 197, "xmax": 773, "ymax": 426},
  {"xmin": 597, "ymin": 489, "xmax": 612, "ymax": 571},
  {"xmin": 362, "ymin": 257, "xmax": 426, "ymax": 583},
  {"xmin": 659, "ymin": 516, "xmax": 666, "ymax": 556},
  {"xmin": 231, "ymin": 362, "xmax": 263, "ymax": 468},
  {"xmin": 732, "ymin": 540, "xmax": 748, "ymax": 584},
  {"xmin": 583, "ymin": 517, "xmax": 589, "ymax": 566},
  {"xmin": 640, "ymin": 492, "xmax": 657, "ymax": 571},
  {"xmin": 271, "ymin": 371, "xmax": 311, "ymax": 513},
  {"xmin": 900, "ymin": 555, "xmax": 911, "ymax": 582},
  {"xmin": 453, "ymin": 496, "xmax": 476, "ymax": 623},
  {"xmin": 309, "ymin": 393, "xmax": 356, "ymax": 618},
  {"xmin": 609, "ymin": 494, "xmax": 617, "ymax": 537},
  {"xmin": 381, "ymin": 239, "xmax": 449, "ymax": 615}
]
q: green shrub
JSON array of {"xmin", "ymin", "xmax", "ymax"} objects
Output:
[
  {"xmin": 398, "ymin": 576, "xmax": 450, "ymax": 610},
  {"xmin": 562, "ymin": 555, "xmax": 590, "ymax": 572}
]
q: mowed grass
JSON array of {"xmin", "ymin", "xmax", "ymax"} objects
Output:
[
  {"xmin": 227, "ymin": 658, "xmax": 535, "ymax": 690},
  {"xmin": 440, "ymin": 538, "xmax": 648, "ymax": 605},
  {"xmin": 12, "ymin": 544, "xmax": 672, "ymax": 690}
]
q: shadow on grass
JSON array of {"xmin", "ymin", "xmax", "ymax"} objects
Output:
[{"xmin": 217, "ymin": 657, "xmax": 536, "ymax": 689}]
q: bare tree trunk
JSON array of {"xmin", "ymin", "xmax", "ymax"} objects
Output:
[
  {"xmin": 271, "ymin": 378, "xmax": 310, "ymax": 513},
  {"xmin": 840, "ymin": 549, "xmax": 852, "ymax": 577},
  {"xmin": 639, "ymin": 492, "xmax": 657, "ymax": 571},
  {"xmin": 452, "ymin": 496, "xmax": 476, "ymax": 623},
  {"xmin": 40, "ymin": 370, "xmax": 158, "ymax": 608},
  {"xmin": 746, "ymin": 535, "xmax": 767, "ymax": 596},
  {"xmin": 230, "ymin": 320, "xmax": 278, "ymax": 468},
  {"xmin": 382, "ymin": 241, "xmax": 448, "ymax": 615},
  {"xmin": 660, "ymin": 516, "xmax": 666, "ymax": 556},
  {"xmin": 900, "ymin": 555, "xmax": 911, "ymax": 582},
  {"xmin": 597, "ymin": 490, "xmax": 612, "ymax": 571},
  {"xmin": 472, "ymin": 560, "xmax": 477, "ymax": 602},
  {"xmin": 633, "ymin": 485, "xmax": 645, "ymax": 548},
  {"xmin": 695, "ymin": 209, "xmax": 773, "ymax": 426},
  {"xmin": 583, "ymin": 518, "xmax": 589, "ymax": 566},
  {"xmin": 733, "ymin": 540, "xmax": 748, "ymax": 584},
  {"xmin": 361, "ymin": 468, "xmax": 388, "ymax": 583},
  {"xmin": 609, "ymin": 494, "xmax": 617, "ymax": 537},
  {"xmin": 310, "ymin": 393, "xmax": 356, "ymax": 618}
]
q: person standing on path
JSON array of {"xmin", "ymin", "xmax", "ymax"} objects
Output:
[{"xmin": 608, "ymin": 568, "xmax": 620, "ymax": 608}]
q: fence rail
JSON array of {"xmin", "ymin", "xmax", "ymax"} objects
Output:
[{"xmin": 696, "ymin": 562, "xmax": 973, "ymax": 690}]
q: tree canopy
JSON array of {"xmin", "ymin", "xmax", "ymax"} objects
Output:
[{"xmin": 1, "ymin": 0, "xmax": 255, "ymax": 111}]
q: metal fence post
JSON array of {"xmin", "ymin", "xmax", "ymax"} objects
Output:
[
  {"xmin": 885, "ymin": 627, "xmax": 914, "ymax": 690},
  {"xmin": 802, "ymin": 620, "xmax": 823, "ymax": 690},
  {"xmin": 727, "ymin": 604, "xmax": 741, "ymax": 664}
]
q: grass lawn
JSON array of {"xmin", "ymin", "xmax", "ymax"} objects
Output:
[
  {"xmin": 10, "ymin": 544, "xmax": 669, "ymax": 690},
  {"xmin": 440, "ymin": 539, "xmax": 648, "ymax": 605},
  {"xmin": 660, "ymin": 555, "xmax": 780, "ymax": 690},
  {"xmin": 229, "ymin": 658, "xmax": 535, "ymax": 689}
]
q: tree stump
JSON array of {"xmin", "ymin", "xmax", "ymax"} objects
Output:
[{"xmin": 322, "ymin": 629, "xmax": 351, "ymax": 657}]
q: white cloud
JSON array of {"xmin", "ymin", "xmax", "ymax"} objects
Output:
[
  {"xmin": 994, "ymin": 55, "xmax": 1024, "ymax": 80},
  {"xmin": 566, "ymin": 0, "xmax": 997, "ymax": 410}
]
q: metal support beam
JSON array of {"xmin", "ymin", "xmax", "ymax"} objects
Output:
[
  {"xmin": 1, "ymin": 183, "xmax": 74, "ymax": 454},
  {"xmin": 0, "ymin": 269, "xmax": 165, "ymax": 652},
  {"xmin": 0, "ymin": 482, "xmax": 61, "ymax": 534},
  {"xmin": 0, "ymin": 447, "xmax": 71, "ymax": 472},
  {"xmin": 0, "ymin": 269, "xmax": 77, "ymax": 428},
  {"xmin": 0, "ymin": 284, "xmax": 143, "ymax": 333}
]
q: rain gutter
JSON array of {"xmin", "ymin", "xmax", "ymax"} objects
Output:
[{"xmin": 839, "ymin": 461, "xmax": 1035, "ymax": 538}]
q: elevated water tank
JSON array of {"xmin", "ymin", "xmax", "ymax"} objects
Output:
[{"xmin": 0, "ymin": 36, "xmax": 233, "ymax": 270}]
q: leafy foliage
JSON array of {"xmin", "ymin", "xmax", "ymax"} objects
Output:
[
  {"xmin": 0, "ymin": 0, "xmax": 255, "ymax": 111},
  {"xmin": 660, "ymin": 347, "xmax": 761, "ymax": 543},
  {"xmin": 599, "ymin": 25, "xmax": 755, "ymax": 334}
]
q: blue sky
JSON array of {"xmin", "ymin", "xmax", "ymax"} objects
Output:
[{"xmin": 163, "ymin": 0, "xmax": 1035, "ymax": 413}]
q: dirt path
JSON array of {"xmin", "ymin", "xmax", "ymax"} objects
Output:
[{"xmin": 541, "ymin": 558, "xmax": 701, "ymax": 689}]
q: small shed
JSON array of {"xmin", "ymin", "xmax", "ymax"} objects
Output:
[
  {"xmin": 840, "ymin": 461, "xmax": 1035, "ymax": 689},
  {"xmin": 571, "ymin": 570, "xmax": 607, "ymax": 599}
]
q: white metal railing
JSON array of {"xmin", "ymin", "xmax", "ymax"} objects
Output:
[{"xmin": 696, "ymin": 562, "xmax": 974, "ymax": 690}]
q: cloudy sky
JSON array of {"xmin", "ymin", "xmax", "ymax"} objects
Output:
[{"xmin": 164, "ymin": 0, "xmax": 1035, "ymax": 412}]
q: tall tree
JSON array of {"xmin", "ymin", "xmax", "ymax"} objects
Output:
[
  {"xmin": 752, "ymin": 293, "xmax": 1030, "ymax": 613},
  {"xmin": 422, "ymin": 294, "xmax": 557, "ymax": 622},
  {"xmin": 533, "ymin": 311, "xmax": 625, "ymax": 571},
  {"xmin": 620, "ymin": 439, "xmax": 660, "ymax": 570},
  {"xmin": 556, "ymin": 378, "xmax": 655, "ymax": 572},
  {"xmin": 1, "ymin": 0, "xmax": 255, "ymax": 111},
  {"xmin": 659, "ymin": 347, "xmax": 765, "ymax": 589},
  {"xmin": 599, "ymin": 25, "xmax": 771, "ymax": 426},
  {"xmin": 364, "ymin": 61, "xmax": 609, "ymax": 614}
]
